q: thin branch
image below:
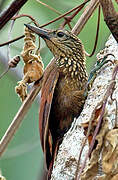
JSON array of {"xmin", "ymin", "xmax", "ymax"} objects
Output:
[
  {"xmin": 60, "ymin": 3, "xmax": 86, "ymax": 29},
  {"xmin": 0, "ymin": 68, "xmax": 9, "ymax": 79},
  {"xmin": 0, "ymin": 80, "xmax": 42, "ymax": 157},
  {"xmin": 86, "ymin": 5, "xmax": 101, "ymax": 57},
  {"xmin": 0, "ymin": 0, "xmax": 28, "ymax": 30},
  {"xmin": 7, "ymin": 11, "xmax": 19, "ymax": 61},
  {"xmin": 0, "ymin": 35, "xmax": 25, "ymax": 47},
  {"xmin": 12, "ymin": 14, "xmax": 40, "ymax": 26},
  {"xmin": 39, "ymin": 1, "xmax": 89, "ymax": 28},
  {"xmin": 36, "ymin": 0, "xmax": 62, "ymax": 16},
  {"xmin": 71, "ymin": 0, "xmax": 99, "ymax": 35},
  {"xmin": 36, "ymin": 0, "xmax": 88, "ymax": 30}
]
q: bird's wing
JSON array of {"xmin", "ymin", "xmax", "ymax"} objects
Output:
[{"xmin": 39, "ymin": 59, "xmax": 59, "ymax": 160}]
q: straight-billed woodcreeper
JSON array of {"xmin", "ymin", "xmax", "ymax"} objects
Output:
[{"xmin": 25, "ymin": 24, "xmax": 88, "ymax": 171}]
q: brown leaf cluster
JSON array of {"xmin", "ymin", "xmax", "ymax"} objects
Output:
[
  {"xmin": 81, "ymin": 117, "xmax": 118, "ymax": 180},
  {"xmin": 99, "ymin": 128, "xmax": 118, "ymax": 180},
  {"xmin": 81, "ymin": 116, "xmax": 109, "ymax": 180},
  {"xmin": 15, "ymin": 27, "xmax": 44, "ymax": 101}
]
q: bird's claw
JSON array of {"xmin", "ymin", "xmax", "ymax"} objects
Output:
[{"xmin": 84, "ymin": 54, "xmax": 115, "ymax": 97}]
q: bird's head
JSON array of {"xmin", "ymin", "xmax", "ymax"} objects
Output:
[{"xmin": 25, "ymin": 24, "xmax": 85, "ymax": 60}]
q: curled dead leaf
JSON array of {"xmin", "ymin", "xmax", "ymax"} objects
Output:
[
  {"xmin": 81, "ymin": 118, "xmax": 109, "ymax": 180},
  {"xmin": 102, "ymin": 128, "xmax": 118, "ymax": 177},
  {"xmin": 15, "ymin": 27, "xmax": 44, "ymax": 101}
]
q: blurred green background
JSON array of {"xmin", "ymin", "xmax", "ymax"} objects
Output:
[{"xmin": 0, "ymin": 0, "xmax": 115, "ymax": 179}]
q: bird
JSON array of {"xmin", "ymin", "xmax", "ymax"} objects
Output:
[{"xmin": 25, "ymin": 24, "xmax": 88, "ymax": 173}]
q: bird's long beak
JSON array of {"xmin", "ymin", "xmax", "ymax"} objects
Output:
[{"xmin": 24, "ymin": 24, "xmax": 50, "ymax": 40}]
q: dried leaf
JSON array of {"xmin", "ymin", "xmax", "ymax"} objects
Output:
[
  {"xmin": 81, "ymin": 118, "xmax": 109, "ymax": 180},
  {"xmin": 101, "ymin": 128, "xmax": 118, "ymax": 179},
  {"xmin": 15, "ymin": 27, "xmax": 44, "ymax": 101},
  {"xmin": 82, "ymin": 106, "xmax": 103, "ymax": 145}
]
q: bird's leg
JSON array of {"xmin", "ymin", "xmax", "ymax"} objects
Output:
[{"xmin": 84, "ymin": 54, "xmax": 115, "ymax": 97}]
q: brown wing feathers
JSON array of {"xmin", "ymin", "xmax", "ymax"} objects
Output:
[{"xmin": 39, "ymin": 60, "xmax": 59, "ymax": 159}]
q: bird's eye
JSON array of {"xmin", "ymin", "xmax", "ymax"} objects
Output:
[{"xmin": 57, "ymin": 31, "xmax": 64, "ymax": 37}]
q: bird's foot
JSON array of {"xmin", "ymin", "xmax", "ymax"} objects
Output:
[{"xmin": 84, "ymin": 53, "xmax": 115, "ymax": 97}]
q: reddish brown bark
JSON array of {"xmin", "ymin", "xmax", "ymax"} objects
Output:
[{"xmin": 99, "ymin": 0, "xmax": 118, "ymax": 42}]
